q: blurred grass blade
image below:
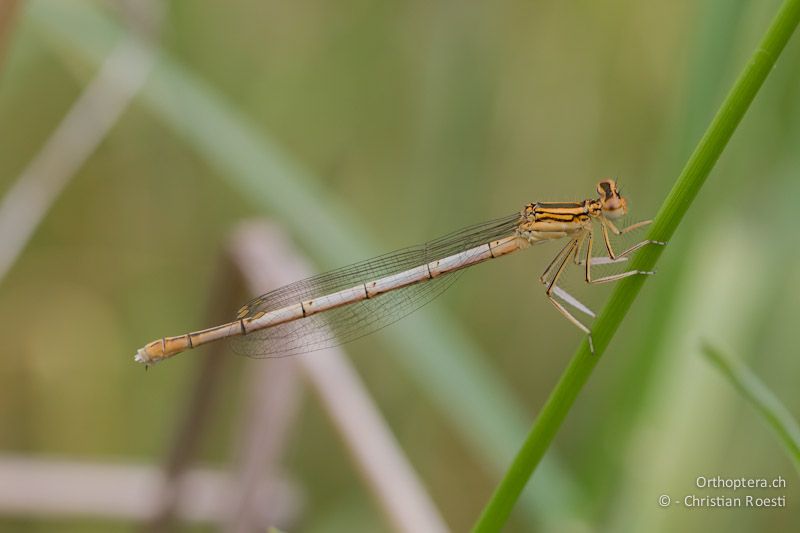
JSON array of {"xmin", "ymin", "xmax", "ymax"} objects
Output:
[
  {"xmin": 597, "ymin": 0, "xmax": 750, "ymax": 473},
  {"xmin": 702, "ymin": 342, "xmax": 800, "ymax": 473},
  {"xmin": 0, "ymin": 37, "xmax": 154, "ymax": 285},
  {"xmin": 474, "ymin": 0, "xmax": 800, "ymax": 530},
  {"xmin": 23, "ymin": 0, "xmax": 584, "ymax": 528}
]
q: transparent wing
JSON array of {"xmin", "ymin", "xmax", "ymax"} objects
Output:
[
  {"xmin": 232, "ymin": 212, "xmax": 521, "ymax": 358},
  {"xmin": 232, "ymin": 269, "xmax": 464, "ymax": 358}
]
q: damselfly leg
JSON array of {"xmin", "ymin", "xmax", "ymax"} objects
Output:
[
  {"xmin": 584, "ymin": 223, "xmax": 658, "ymax": 284},
  {"xmin": 541, "ymin": 235, "xmax": 596, "ymax": 350},
  {"xmin": 600, "ymin": 218, "xmax": 666, "ymax": 260},
  {"xmin": 539, "ymin": 218, "xmax": 665, "ymax": 353}
]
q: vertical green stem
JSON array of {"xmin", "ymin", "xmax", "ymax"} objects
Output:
[{"xmin": 474, "ymin": 0, "xmax": 800, "ymax": 530}]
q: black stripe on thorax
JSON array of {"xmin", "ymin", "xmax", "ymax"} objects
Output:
[{"xmin": 535, "ymin": 201, "xmax": 585, "ymax": 210}]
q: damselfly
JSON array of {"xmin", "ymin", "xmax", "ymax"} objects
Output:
[{"xmin": 135, "ymin": 180, "xmax": 663, "ymax": 364}]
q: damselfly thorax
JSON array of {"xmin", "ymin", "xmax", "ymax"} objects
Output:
[{"xmin": 135, "ymin": 179, "xmax": 663, "ymax": 364}]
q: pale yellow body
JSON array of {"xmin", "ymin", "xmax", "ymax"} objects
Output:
[{"xmin": 135, "ymin": 179, "xmax": 662, "ymax": 363}]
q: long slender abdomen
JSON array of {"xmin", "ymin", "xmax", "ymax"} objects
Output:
[{"xmin": 134, "ymin": 234, "xmax": 526, "ymax": 364}]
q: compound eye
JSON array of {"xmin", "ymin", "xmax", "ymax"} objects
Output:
[{"xmin": 597, "ymin": 180, "xmax": 615, "ymax": 198}]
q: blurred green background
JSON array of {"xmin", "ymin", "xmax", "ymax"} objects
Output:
[{"xmin": 0, "ymin": 0, "xmax": 798, "ymax": 531}]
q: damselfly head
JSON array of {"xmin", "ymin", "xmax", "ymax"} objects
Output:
[{"xmin": 597, "ymin": 179, "xmax": 627, "ymax": 219}]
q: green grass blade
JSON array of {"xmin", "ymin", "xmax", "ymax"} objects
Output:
[
  {"xmin": 597, "ymin": 0, "xmax": 748, "ymax": 459},
  {"xmin": 702, "ymin": 342, "xmax": 800, "ymax": 473},
  {"xmin": 473, "ymin": 0, "xmax": 800, "ymax": 530}
]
